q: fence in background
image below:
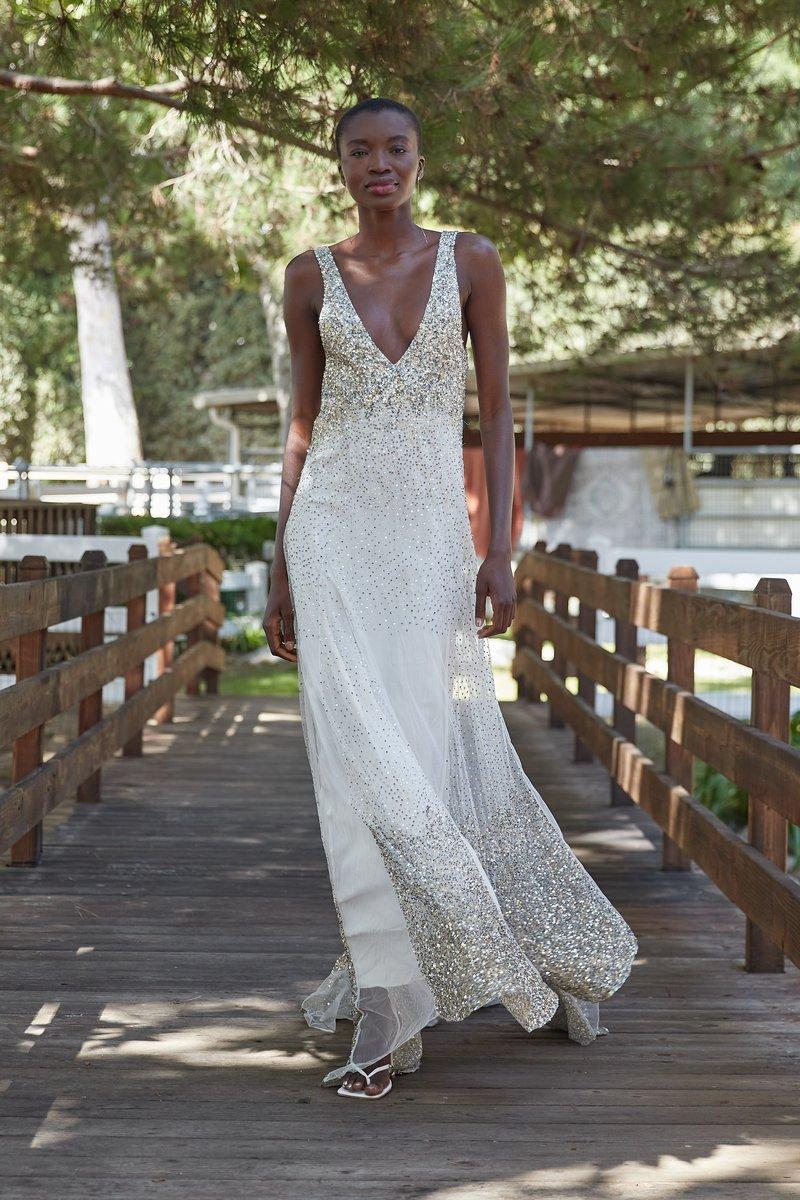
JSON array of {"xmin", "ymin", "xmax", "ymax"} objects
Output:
[
  {"xmin": 0, "ymin": 460, "xmax": 283, "ymax": 519},
  {"xmin": 512, "ymin": 540, "xmax": 800, "ymax": 974},
  {"xmin": 0, "ymin": 541, "xmax": 224, "ymax": 867}
]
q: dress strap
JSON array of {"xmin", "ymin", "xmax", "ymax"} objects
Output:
[
  {"xmin": 313, "ymin": 244, "xmax": 335, "ymax": 286},
  {"xmin": 314, "ymin": 244, "xmax": 342, "ymax": 317}
]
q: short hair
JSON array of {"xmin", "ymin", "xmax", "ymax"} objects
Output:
[{"xmin": 333, "ymin": 97, "xmax": 423, "ymax": 159}]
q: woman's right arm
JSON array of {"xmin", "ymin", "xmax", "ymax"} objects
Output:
[{"xmin": 262, "ymin": 250, "xmax": 325, "ymax": 663}]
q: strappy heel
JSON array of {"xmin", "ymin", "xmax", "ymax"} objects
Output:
[{"xmin": 337, "ymin": 1061, "xmax": 394, "ymax": 1099}]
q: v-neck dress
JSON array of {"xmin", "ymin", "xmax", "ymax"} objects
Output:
[{"xmin": 282, "ymin": 229, "xmax": 637, "ymax": 1087}]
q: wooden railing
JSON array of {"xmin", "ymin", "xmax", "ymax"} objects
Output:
[
  {"xmin": 0, "ymin": 499, "xmax": 97, "ymax": 536},
  {"xmin": 0, "ymin": 541, "xmax": 225, "ymax": 867},
  {"xmin": 0, "ymin": 500, "xmax": 99, "ymax": 584},
  {"xmin": 512, "ymin": 540, "xmax": 800, "ymax": 974}
]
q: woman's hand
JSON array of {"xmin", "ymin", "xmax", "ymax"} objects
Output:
[
  {"xmin": 475, "ymin": 550, "xmax": 516, "ymax": 638},
  {"xmin": 263, "ymin": 565, "xmax": 298, "ymax": 663}
]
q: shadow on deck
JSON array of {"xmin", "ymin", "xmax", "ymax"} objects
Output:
[{"xmin": 1, "ymin": 693, "xmax": 798, "ymax": 1199}]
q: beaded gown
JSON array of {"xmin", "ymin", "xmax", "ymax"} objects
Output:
[{"xmin": 282, "ymin": 229, "xmax": 637, "ymax": 1087}]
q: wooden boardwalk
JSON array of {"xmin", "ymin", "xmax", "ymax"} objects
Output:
[{"xmin": 1, "ymin": 693, "xmax": 799, "ymax": 1199}]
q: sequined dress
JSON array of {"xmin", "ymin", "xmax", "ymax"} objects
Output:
[{"xmin": 282, "ymin": 229, "xmax": 637, "ymax": 1087}]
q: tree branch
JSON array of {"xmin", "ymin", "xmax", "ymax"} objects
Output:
[
  {"xmin": 0, "ymin": 67, "xmax": 776, "ymax": 280},
  {"xmin": 0, "ymin": 68, "xmax": 336, "ymax": 160},
  {"xmin": 450, "ymin": 185, "xmax": 747, "ymax": 278}
]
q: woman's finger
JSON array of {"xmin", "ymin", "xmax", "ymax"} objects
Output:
[
  {"xmin": 475, "ymin": 580, "xmax": 488, "ymax": 627},
  {"xmin": 283, "ymin": 607, "xmax": 296, "ymax": 652}
]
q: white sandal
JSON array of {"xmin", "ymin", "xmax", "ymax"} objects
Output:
[{"xmin": 337, "ymin": 1061, "xmax": 393, "ymax": 1099}]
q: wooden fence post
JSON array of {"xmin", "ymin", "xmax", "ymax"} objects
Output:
[
  {"xmin": 528, "ymin": 539, "xmax": 547, "ymax": 702},
  {"xmin": 76, "ymin": 549, "xmax": 107, "ymax": 803},
  {"xmin": 515, "ymin": 539, "xmax": 547, "ymax": 702},
  {"xmin": 548, "ymin": 543, "xmax": 572, "ymax": 729},
  {"xmin": 610, "ymin": 557, "xmax": 639, "ymax": 806},
  {"xmin": 745, "ymin": 577, "xmax": 791, "ymax": 972},
  {"xmin": 573, "ymin": 548, "xmax": 598, "ymax": 762},
  {"xmin": 123, "ymin": 543, "xmax": 148, "ymax": 757},
  {"xmin": 663, "ymin": 565, "xmax": 698, "ymax": 869},
  {"xmin": 9, "ymin": 555, "xmax": 48, "ymax": 866},
  {"xmin": 201, "ymin": 566, "xmax": 221, "ymax": 695},
  {"xmin": 185, "ymin": 536, "xmax": 203, "ymax": 698},
  {"xmin": 155, "ymin": 538, "xmax": 176, "ymax": 724}
]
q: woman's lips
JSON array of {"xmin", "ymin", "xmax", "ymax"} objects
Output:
[{"xmin": 366, "ymin": 181, "xmax": 398, "ymax": 195}]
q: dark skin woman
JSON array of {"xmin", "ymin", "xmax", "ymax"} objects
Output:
[{"xmin": 262, "ymin": 105, "xmax": 517, "ymax": 1096}]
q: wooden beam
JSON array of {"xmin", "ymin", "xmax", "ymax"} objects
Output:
[
  {"xmin": 746, "ymin": 578, "xmax": 792, "ymax": 973},
  {"xmin": 663, "ymin": 566, "xmax": 697, "ymax": 871},
  {"xmin": 513, "ymin": 600, "xmax": 800, "ymax": 827},
  {"xmin": 0, "ymin": 592, "xmax": 220, "ymax": 749},
  {"xmin": 76, "ymin": 549, "xmax": 107, "ymax": 804},
  {"xmin": 0, "ymin": 639, "xmax": 224, "ymax": 854},
  {"xmin": 0, "ymin": 543, "xmax": 224, "ymax": 643},
  {"xmin": 499, "ymin": 430, "xmax": 800, "ymax": 447},
  {"xmin": 9, "ymin": 555, "xmax": 48, "ymax": 866},
  {"xmin": 513, "ymin": 649, "xmax": 800, "ymax": 968},
  {"xmin": 516, "ymin": 550, "xmax": 800, "ymax": 685},
  {"xmin": 611, "ymin": 559, "xmax": 638, "ymax": 807}
]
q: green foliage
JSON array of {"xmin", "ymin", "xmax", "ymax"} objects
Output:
[
  {"xmin": 693, "ymin": 710, "xmax": 800, "ymax": 869},
  {"xmin": 3, "ymin": 0, "xmax": 800, "ymax": 358},
  {"xmin": 118, "ymin": 222, "xmax": 272, "ymax": 461},
  {"xmin": 97, "ymin": 512, "xmax": 276, "ymax": 567},
  {"xmin": 3, "ymin": 2, "xmax": 800, "ymax": 465},
  {"xmin": 220, "ymin": 615, "xmax": 268, "ymax": 654}
]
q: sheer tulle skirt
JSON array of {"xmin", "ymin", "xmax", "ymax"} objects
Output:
[{"xmin": 284, "ymin": 442, "xmax": 637, "ymax": 1086}]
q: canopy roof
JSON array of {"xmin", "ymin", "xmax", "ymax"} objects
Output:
[
  {"xmin": 466, "ymin": 334, "xmax": 800, "ymax": 446},
  {"xmin": 194, "ymin": 336, "xmax": 800, "ymax": 450}
]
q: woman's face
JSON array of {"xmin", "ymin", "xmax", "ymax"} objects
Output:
[{"xmin": 337, "ymin": 109, "xmax": 423, "ymax": 209}]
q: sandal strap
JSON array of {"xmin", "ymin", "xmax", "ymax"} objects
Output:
[{"xmin": 350, "ymin": 1062, "xmax": 392, "ymax": 1081}]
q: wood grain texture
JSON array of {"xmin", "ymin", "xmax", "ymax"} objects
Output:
[
  {"xmin": 747, "ymin": 578, "xmax": 792, "ymax": 973},
  {"xmin": 0, "ymin": 544, "xmax": 224, "ymax": 643},
  {"xmin": 516, "ymin": 549, "xmax": 800, "ymax": 683},
  {"xmin": 515, "ymin": 648, "xmax": 800, "ymax": 966},
  {"xmin": 514, "ymin": 600, "xmax": 800, "ymax": 826},
  {"xmin": 0, "ymin": 641, "xmax": 223, "ymax": 853},
  {"xmin": 0, "ymin": 693, "xmax": 797, "ymax": 1199}
]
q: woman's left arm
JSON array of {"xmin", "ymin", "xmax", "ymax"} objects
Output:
[{"xmin": 462, "ymin": 233, "xmax": 517, "ymax": 638}]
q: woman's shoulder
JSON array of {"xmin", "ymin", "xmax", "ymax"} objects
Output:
[
  {"xmin": 452, "ymin": 229, "xmax": 501, "ymax": 259},
  {"xmin": 450, "ymin": 230, "xmax": 504, "ymax": 282},
  {"xmin": 284, "ymin": 245, "xmax": 325, "ymax": 278}
]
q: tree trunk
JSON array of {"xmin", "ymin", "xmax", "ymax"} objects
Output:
[
  {"xmin": 68, "ymin": 211, "xmax": 143, "ymax": 466},
  {"xmin": 255, "ymin": 260, "xmax": 291, "ymax": 448}
]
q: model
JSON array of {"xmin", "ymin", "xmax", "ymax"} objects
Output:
[{"xmin": 263, "ymin": 96, "xmax": 637, "ymax": 1100}]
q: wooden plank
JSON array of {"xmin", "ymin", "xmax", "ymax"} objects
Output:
[
  {"xmin": 513, "ymin": 600, "xmax": 800, "ymax": 826},
  {"xmin": 516, "ymin": 549, "xmax": 800, "ymax": 683},
  {"xmin": 611, "ymin": 558, "xmax": 638, "ymax": 806},
  {"xmin": 663, "ymin": 565, "xmax": 697, "ymax": 871},
  {"xmin": 155, "ymin": 536, "xmax": 177, "ymax": 725},
  {"xmin": 0, "ymin": 641, "xmax": 223, "ymax": 853},
  {"xmin": 77, "ymin": 549, "xmax": 107, "ymax": 804},
  {"xmin": 573, "ymin": 547, "xmax": 597, "ymax": 762},
  {"xmin": 123, "ymin": 545, "xmax": 152, "ymax": 759},
  {"xmin": 746, "ymin": 578, "xmax": 791, "ymax": 973},
  {"xmin": 514, "ymin": 648, "xmax": 800, "ymax": 966},
  {"xmin": 0, "ymin": 592, "xmax": 222, "ymax": 748},
  {"xmin": 0, "ymin": 543, "xmax": 224, "ymax": 642},
  {"xmin": 8, "ymin": 556, "xmax": 47, "ymax": 866},
  {"xmin": 1, "ymin": 689, "xmax": 798, "ymax": 1198},
  {"xmin": 549, "ymin": 543, "xmax": 571, "ymax": 729}
]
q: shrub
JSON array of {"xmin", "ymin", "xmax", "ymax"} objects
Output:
[
  {"xmin": 693, "ymin": 708, "xmax": 800, "ymax": 869},
  {"xmin": 98, "ymin": 513, "xmax": 277, "ymax": 568}
]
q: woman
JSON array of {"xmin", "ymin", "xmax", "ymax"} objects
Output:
[{"xmin": 263, "ymin": 96, "xmax": 637, "ymax": 1100}]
